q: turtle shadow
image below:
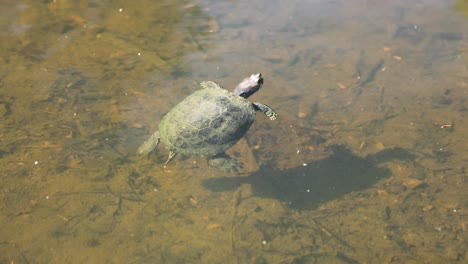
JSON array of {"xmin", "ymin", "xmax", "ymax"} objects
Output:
[{"xmin": 202, "ymin": 144, "xmax": 415, "ymax": 210}]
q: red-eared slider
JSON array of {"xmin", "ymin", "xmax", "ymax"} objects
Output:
[{"xmin": 137, "ymin": 73, "xmax": 277, "ymax": 172}]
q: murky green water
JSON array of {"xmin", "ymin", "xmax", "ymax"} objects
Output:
[{"xmin": 1, "ymin": 0, "xmax": 467, "ymax": 263}]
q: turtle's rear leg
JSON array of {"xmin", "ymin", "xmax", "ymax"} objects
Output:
[
  {"xmin": 208, "ymin": 153, "xmax": 243, "ymax": 172},
  {"xmin": 137, "ymin": 131, "xmax": 160, "ymax": 155}
]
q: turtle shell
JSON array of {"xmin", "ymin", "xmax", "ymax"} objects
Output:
[{"xmin": 159, "ymin": 84, "xmax": 256, "ymax": 156}]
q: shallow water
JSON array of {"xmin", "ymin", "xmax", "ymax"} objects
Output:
[{"xmin": 0, "ymin": 0, "xmax": 467, "ymax": 263}]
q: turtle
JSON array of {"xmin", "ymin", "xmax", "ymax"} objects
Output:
[{"xmin": 137, "ymin": 73, "xmax": 276, "ymax": 172}]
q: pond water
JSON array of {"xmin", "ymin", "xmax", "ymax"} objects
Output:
[{"xmin": 0, "ymin": 0, "xmax": 467, "ymax": 263}]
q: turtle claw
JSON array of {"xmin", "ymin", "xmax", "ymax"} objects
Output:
[
  {"xmin": 165, "ymin": 151, "xmax": 177, "ymax": 164},
  {"xmin": 209, "ymin": 154, "xmax": 243, "ymax": 172}
]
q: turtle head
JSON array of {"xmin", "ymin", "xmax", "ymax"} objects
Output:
[{"xmin": 233, "ymin": 73, "xmax": 263, "ymax": 98}]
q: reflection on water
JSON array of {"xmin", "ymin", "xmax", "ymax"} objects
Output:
[{"xmin": 0, "ymin": 0, "xmax": 467, "ymax": 263}]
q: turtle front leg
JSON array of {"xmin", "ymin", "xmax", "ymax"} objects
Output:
[
  {"xmin": 137, "ymin": 130, "xmax": 160, "ymax": 155},
  {"xmin": 253, "ymin": 102, "xmax": 277, "ymax": 120}
]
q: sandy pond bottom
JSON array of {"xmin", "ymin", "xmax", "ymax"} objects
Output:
[{"xmin": 0, "ymin": 0, "xmax": 467, "ymax": 263}]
